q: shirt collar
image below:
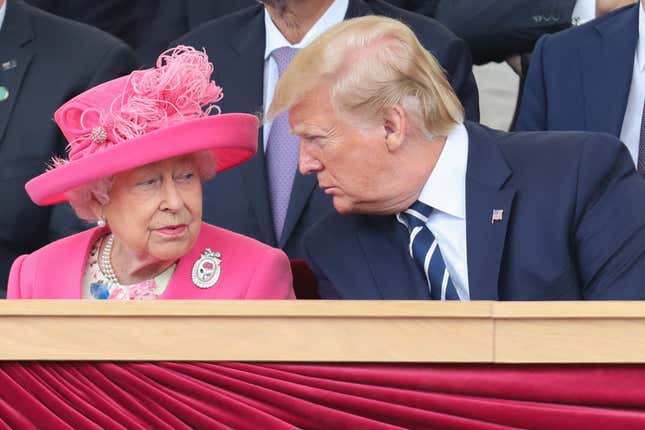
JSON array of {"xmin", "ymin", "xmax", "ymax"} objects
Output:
[
  {"xmin": 0, "ymin": 1, "xmax": 7, "ymax": 32},
  {"xmin": 571, "ymin": 0, "xmax": 596, "ymax": 26},
  {"xmin": 264, "ymin": 0, "xmax": 348, "ymax": 60},
  {"xmin": 416, "ymin": 123, "xmax": 468, "ymax": 219}
]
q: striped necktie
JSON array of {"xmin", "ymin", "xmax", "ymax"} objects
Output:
[{"xmin": 399, "ymin": 201, "xmax": 460, "ymax": 300}]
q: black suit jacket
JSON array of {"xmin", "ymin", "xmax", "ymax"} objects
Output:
[
  {"xmin": 383, "ymin": 0, "xmax": 440, "ymax": 19},
  {"xmin": 0, "ymin": 0, "xmax": 137, "ymax": 295},
  {"xmin": 304, "ymin": 122, "xmax": 645, "ymax": 300},
  {"xmin": 25, "ymin": 0, "xmax": 257, "ymax": 65},
  {"xmin": 174, "ymin": 0, "xmax": 479, "ymax": 268},
  {"xmin": 397, "ymin": 0, "xmax": 576, "ymax": 64}
]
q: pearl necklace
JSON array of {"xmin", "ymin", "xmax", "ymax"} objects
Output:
[{"xmin": 100, "ymin": 234, "xmax": 120, "ymax": 284}]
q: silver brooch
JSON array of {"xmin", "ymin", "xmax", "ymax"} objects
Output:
[
  {"xmin": 191, "ymin": 248, "xmax": 221, "ymax": 289},
  {"xmin": 89, "ymin": 126, "xmax": 108, "ymax": 144}
]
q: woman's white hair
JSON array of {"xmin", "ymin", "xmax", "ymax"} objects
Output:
[
  {"xmin": 67, "ymin": 151, "xmax": 216, "ymax": 222},
  {"xmin": 267, "ymin": 15, "xmax": 464, "ymax": 138}
]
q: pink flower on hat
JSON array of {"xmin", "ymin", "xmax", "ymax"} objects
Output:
[
  {"xmin": 27, "ymin": 45, "xmax": 259, "ymax": 207},
  {"xmin": 56, "ymin": 45, "xmax": 224, "ymax": 164}
]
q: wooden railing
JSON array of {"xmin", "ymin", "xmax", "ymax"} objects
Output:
[{"xmin": 1, "ymin": 300, "xmax": 644, "ymax": 362}]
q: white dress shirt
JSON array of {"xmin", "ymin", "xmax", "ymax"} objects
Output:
[
  {"xmin": 619, "ymin": 2, "xmax": 645, "ymax": 166},
  {"xmin": 572, "ymin": 0, "xmax": 596, "ymax": 25},
  {"xmin": 398, "ymin": 123, "xmax": 470, "ymax": 301},
  {"xmin": 262, "ymin": 0, "xmax": 348, "ymax": 152}
]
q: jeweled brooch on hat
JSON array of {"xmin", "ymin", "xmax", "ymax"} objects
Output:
[
  {"xmin": 89, "ymin": 126, "xmax": 108, "ymax": 144},
  {"xmin": 192, "ymin": 248, "xmax": 221, "ymax": 289}
]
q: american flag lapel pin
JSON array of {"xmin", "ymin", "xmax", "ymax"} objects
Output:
[{"xmin": 491, "ymin": 209, "xmax": 503, "ymax": 224}]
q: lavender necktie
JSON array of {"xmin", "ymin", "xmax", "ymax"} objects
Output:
[
  {"xmin": 639, "ymin": 101, "xmax": 645, "ymax": 179},
  {"xmin": 266, "ymin": 47, "xmax": 300, "ymax": 239}
]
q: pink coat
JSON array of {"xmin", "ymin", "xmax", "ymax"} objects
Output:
[{"xmin": 7, "ymin": 223, "xmax": 295, "ymax": 299}]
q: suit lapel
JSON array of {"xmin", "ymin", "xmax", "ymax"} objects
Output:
[
  {"xmin": 356, "ymin": 215, "xmax": 430, "ymax": 299},
  {"xmin": 580, "ymin": 5, "xmax": 638, "ymax": 136},
  {"xmin": 239, "ymin": 131, "xmax": 276, "ymax": 246},
  {"xmin": 279, "ymin": 169, "xmax": 316, "ymax": 247},
  {"xmin": 464, "ymin": 123, "xmax": 515, "ymax": 300},
  {"xmin": 230, "ymin": 7, "xmax": 276, "ymax": 246},
  {"xmin": 0, "ymin": 1, "xmax": 35, "ymax": 144}
]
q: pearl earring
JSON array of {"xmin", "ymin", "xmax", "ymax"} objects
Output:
[{"xmin": 97, "ymin": 218, "xmax": 106, "ymax": 228}]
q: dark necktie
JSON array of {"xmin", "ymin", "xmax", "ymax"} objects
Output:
[{"xmin": 399, "ymin": 201, "xmax": 460, "ymax": 300}]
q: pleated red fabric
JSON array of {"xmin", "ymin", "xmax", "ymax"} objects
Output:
[{"xmin": 1, "ymin": 363, "xmax": 644, "ymax": 429}]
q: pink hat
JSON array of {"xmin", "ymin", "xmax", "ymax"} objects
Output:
[{"xmin": 26, "ymin": 45, "xmax": 258, "ymax": 206}]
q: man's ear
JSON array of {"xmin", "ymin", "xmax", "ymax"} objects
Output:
[{"xmin": 383, "ymin": 104, "xmax": 407, "ymax": 152}]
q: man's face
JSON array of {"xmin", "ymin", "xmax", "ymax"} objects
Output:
[{"xmin": 289, "ymin": 85, "xmax": 400, "ymax": 214}]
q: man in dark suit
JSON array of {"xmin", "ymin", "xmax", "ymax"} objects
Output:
[
  {"xmin": 268, "ymin": 15, "xmax": 645, "ymax": 300},
  {"xmin": 174, "ymin": 0, "xmax": 478, "ymax": 271},
  {"xmin": 515, "ymin": 2, "xmax": 644, "ymax": 176},
  {"xmin": 0, "ymin": 0, "xmax": 136, "ymax": 295},
  {"xmin": 25, "ymin": 0, "xmax": 257, "ymax": 65},
  {"xmin": 389, "ymin": 0, "xmax": 577, "ymax": 65}
]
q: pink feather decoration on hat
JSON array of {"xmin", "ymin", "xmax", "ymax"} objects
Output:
[{"xmin": 56, "ymin": 45, "xmax": 223, "ymax": 165}]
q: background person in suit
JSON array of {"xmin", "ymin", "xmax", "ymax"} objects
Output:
[
  {"xmin": 380, "ymin": 1, "xmax": 632, "ymax": 132},
  {"xmin": 25, "ymin": 0, "xmax": 257, "ymax": 65},
  {"xmin": 514, "ymin": 1, "xmax": 644, "ymax": 176},
  {"xmin": 268, "ymin": 15, "xmax": 645, "ymax": 300},
  {"xmin": 173, "ymin": 0, "xmax": 479, "ymax": 281},
  {"xmin": 416, "ymin": 0, "xmax": 578, "ymax": 65},
  {"xmin": 390, "ymin": 1, "xmax": 633, "ymax": 66},
  {"xmin": 0, "ymin": 0, "xmax": 136, "ymax": 296},
  {"xmin": 378, "ymin": 1, "xmax": 578, "ymax": 132}
]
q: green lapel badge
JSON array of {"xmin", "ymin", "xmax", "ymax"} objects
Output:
[{"xmin": 0, "ymin": 86, "xmax": 9, "ymax": 102}]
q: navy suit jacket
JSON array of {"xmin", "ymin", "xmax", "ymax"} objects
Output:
[
  {"xmin": 434, "ymin": 0, "xmax": 576, "ymax": 64},
  {"xmin": 174, "ymin": 0, "xmax": 479, "ymax": 262},
  {"xmin": 303, "ymin": 122, "xmax": 645, "ymax": 300},
  {"xmin": 0, "ymin": 0, "xmax": 136, "ymax": 295},
  {"xmin": 514, "ymin": 4, "xmax": 638, "ymax": 134},
  {"xmin": 387, "ymin": 0, "xmax": 576, "ymax": 64}
]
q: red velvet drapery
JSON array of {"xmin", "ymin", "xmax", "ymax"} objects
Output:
[{"xmin": 0, "ymin": 363, "xmax": 644, "ymax": 429}]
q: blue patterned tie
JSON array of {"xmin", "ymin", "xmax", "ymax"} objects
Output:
[
  {"xmin": 399, "ymin": 201, "xmax": 460, "ymax": 300},
  {"xmin": 266, "ymin": 47, "xmax": 301, "ymax": 240}
]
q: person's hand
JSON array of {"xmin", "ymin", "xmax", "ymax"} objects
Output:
[{"xmin": 596, "ymin": 0, "xmax": 637, "ymax": 16}]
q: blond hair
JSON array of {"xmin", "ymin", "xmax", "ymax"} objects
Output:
[{"xmin": 267, "ymin": 15, "xmax": 463, "ymax": 137}]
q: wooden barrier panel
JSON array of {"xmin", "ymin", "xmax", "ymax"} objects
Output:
[{"xmin": 1, "ymin": 300, "xmax": 644, "ymax": 362}]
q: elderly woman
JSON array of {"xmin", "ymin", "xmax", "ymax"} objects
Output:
[{"xmin": 7, "ymin": 46, "xmax": 294, "ymax": 300}]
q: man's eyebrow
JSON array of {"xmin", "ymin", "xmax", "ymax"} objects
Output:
[
  {"xmin": 291, "ymin": 124, "xmax": 326, "ymax": 136},
  {"xmin": 290, "ymin": 125, "xmax": 306, "ymax": 135}
]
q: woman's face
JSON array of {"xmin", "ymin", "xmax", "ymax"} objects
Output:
[{"xmin": 103, "ymin": 155, "xmax": 203, "ymax": 263}]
